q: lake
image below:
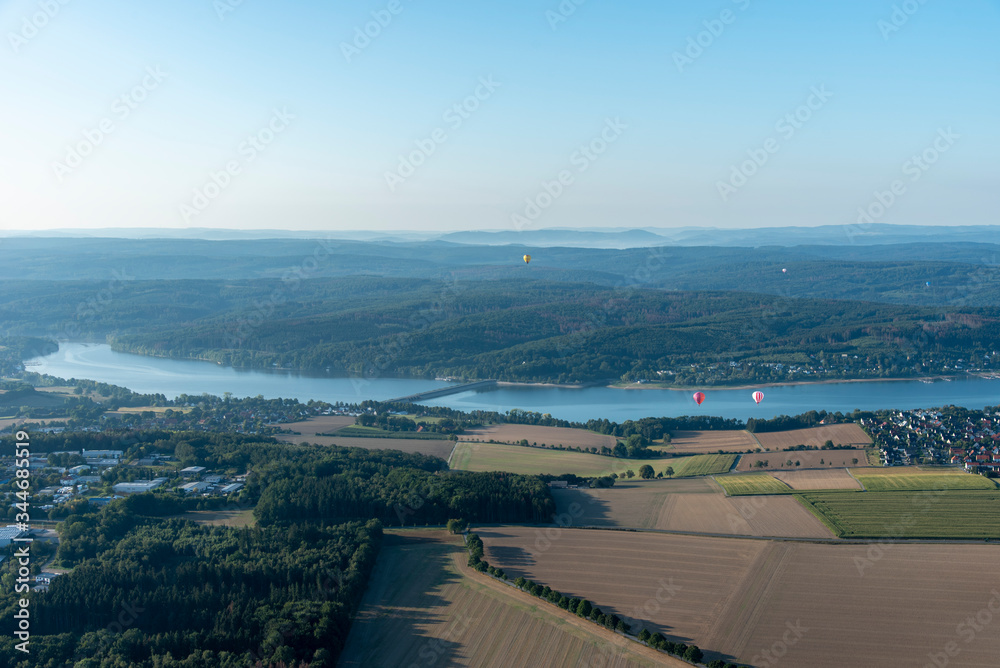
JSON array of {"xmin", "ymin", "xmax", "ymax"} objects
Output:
[{"xmin": 27, "ymin": 343, "xmax": 1000, "ymax": 423}]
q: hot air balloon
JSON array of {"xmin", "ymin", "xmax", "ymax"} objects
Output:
[
  {"xmin": 693, "ymin": 391, "xmax": 705, "ymax": 406},
  {"xmin": 752, "ymin": 390, "xmax": 763, "ymax": 404},
  {"xmin": 523, "ymin": 254, "xmax": 531, "ymax": 264},
  {"xmin": 782, "ymin": 268, "xmax": 787, "ymax": 273}
]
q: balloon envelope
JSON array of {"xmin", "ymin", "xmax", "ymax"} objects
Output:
[
  {"xmin": 693, "ymin": 391, "xmax": 705, "ymax": 405},
  {"xmin": 523, "ymin": 254, "xmax": 531, "ymax": 264},
  {"xmin": 752, "ymin": 391, "xmax": 763, "ymax": 404}
]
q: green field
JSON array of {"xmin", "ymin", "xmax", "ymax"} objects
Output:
[
  {"xmin": 449, "ymin": 442, "xmax": 654, "ymax": 476},
  {"xmin": 668, "ymin": 454, "xmax": 737, "ymax": 478},
  {"xmin": 714, "ymin": 474, "xmax": 792, "ymax": 496},
  {"xmin": 449, "ymin": 443, "xmax": 732, "ymax": 478},
  {"xmin": 851, "ymin": 469, "xmax": 997, "ymax": 492},
  {"xmin": 331, "ymin": 426, "xmax": 450, "ymax": 440},
  {"xmin": 797, "ymin": 491, "xmax": 1000, "ymax": 539}
]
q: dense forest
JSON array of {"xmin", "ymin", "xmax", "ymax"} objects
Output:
[{"xmin": 0, "ymin": 430, "xmax": 555, "ymax": 666}]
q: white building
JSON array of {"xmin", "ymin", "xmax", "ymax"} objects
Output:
[{"xmin": 113, "ymin": 478, "xmax": 167, "ymax": 494}]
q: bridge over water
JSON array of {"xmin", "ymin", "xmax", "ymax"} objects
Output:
[{"xmin": 388, "ymin": 379, "xmax": 497, "ymax": 404}]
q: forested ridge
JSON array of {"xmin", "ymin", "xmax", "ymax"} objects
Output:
[{"xmin": 105, "ymin": 282, "xmax": 1000, "ymax": 384}]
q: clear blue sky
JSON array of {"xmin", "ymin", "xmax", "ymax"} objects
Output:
[{"xmin": 1, "ymin": 0, "xmax": 997, "ymax": 232}]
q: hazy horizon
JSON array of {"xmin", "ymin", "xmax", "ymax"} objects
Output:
[{"xmin": 2, "ymin": 0, "xmax": 997, "ymax": 233}]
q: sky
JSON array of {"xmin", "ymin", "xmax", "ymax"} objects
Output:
[{"xmin": 1, "ymin": 0, "xmax": 998, "ymax": 233}]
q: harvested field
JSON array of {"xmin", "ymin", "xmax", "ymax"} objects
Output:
[
  {"xmin": 851, "ymin": 468, "xmax": 997, "ymax": 491},
  {"xmin": 657, "ymin": 494, "xmax": 832, "ymax": 538},
  {"xmin": 275, "ymin": 415, "xmax": 354, "ymax": 436},
  {"xmin": 736, "ymin": 448, "xmax": 867, "ymax": 471},
  {"xmin": 658, "ymin": 430, "xmax": 757, "ymax": 454},
  {"xmin": 340, "ymin": 530, "xmax": 677, "ymax": 667},
  {"xmin": 714, "ymin": 474, "xmax": 792, "ymax": 496},
  {"xmin": 704, "ymin": 542, "xmax": 1000, "ymax": 668},
  {"xmin": 771, "ymin": 468, "xmax": 862, "ymax": 491},
  {"xmin": 274, "ymin": 433, "xmax": 455, "ymax": 459},
  {"xmin": 752, "ymin": 423, "xmax": 871, "ymax": 450},
  {"xmin": 481, "ymin": 527, "xmax": 1000, "ymax": 668},
  {"xmin": 450, "ymin": 442, "xmax": 659, "ymax": 477},
  {"xmin": 798, "ymin": 491, "xmax": 1000, "ymax": 538},
  {"xmin": 551, "ymin": 481, "xmax": 831, "ymax": 538},
  {"xmin": 462, "ymin": 424, "xmax": 615, "ymax": 450}
]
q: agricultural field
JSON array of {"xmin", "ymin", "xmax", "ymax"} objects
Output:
[
  {"xmin": 657, "ymin": 430, "xmax": 757, "ymax": 454},
  {"xmin": 276, "ymin": 415, "xmax": 355, "ymax": 437},
  {"xmin": 170, "ymin": 509, "xmax": 256, "ymax": 527},
  {"xmin": 850, "ymin": 467, "xmax": 997, "ymax": 491},
  {"xmin": 449, "ymin": 442, "xmax": 654, "ymax": 477},
  {"xmin": 462, "ymin": 424, "xmax": 616, "ymax": 450},
  {"xmin": 771, "ymin": 468, "xmax": 862, "ymax": 491},
  {"xmin": 736, "ymin": 448, "xmax": 867, "ymax": 471},
  {"xmin": 480, "ymin": 527, "xmax": 1000, "ymax": 668},
  {"xmin": 667, "ymin": 454, "xmax": 736, "ymax": 477},
  {"xmin": 340, "ymin": 530, "xmax": 677, "ymax": 668},
  {"xmin": 276, "ymin": 431, "xmax": 456, "ymax": 459},
  {"xmin": 551, "ymin": 480, "xmax": 832, "ymax": 538},
  {"xmin": 714, "ymin": 474, "xmax": 792, "ymax": 496},
  {"xmin": 798, "ymin": 490, "xmax": 1000, "ymax": 538},
  {"xmin": 752, "ymin": 423, "xmax": 872, "ymax": 450}
]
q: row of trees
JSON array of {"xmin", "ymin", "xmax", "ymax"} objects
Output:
[{"xmin": 462, "ymin": 534, "xmax": 753, "ymax": 667}]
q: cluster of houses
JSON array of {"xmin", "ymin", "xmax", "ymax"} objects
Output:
[
  {"xmin": 861, "ymin": 408, "xmax": 1000, "ymax": 472},
  {"xmin": 4, "ymin": 447, "xmax": 246, "ymax": 511}
]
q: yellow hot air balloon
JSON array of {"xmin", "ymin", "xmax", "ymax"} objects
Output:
[{"xmin": 523, "ymin": 254, "xmax": 531, "ymax": 264}]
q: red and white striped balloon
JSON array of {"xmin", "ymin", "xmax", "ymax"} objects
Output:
[{"xmin": 752, "ymin": 391, "xmax": 763, "ymax": 404}]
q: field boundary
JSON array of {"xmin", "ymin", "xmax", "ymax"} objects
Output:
[
  {"xmin": 453, "ymin": 539, "xmax": 692, "ymax": 667},
  {"xmin": 846, "ymin": 468, "xmax": 866, "ymax": 491}
]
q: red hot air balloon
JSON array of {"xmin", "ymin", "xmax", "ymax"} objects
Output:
[
  {"xmin": 693, "ymin": 391, "xmax": 705, "ymax": 406},
  {"xmin": 752, "ymin": 391, "xmax": 763, "ymax": 404}
]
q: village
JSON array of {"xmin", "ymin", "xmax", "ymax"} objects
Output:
[
  {"xmin": 1, "ymin": 447, "xmax": 248, "ymax": 514},
  {"xmin": 861, "ymin": 406, "xmax": 1000, "ymax": 473}
]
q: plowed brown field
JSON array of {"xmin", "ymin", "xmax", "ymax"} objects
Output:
[
  {"xmin": 551, "ymin": 482, "xmax": 832, "ymax": 538},
  {"xmin": 462, "ymin": 424, "xmax": 615, "ymax": 449},
  {"xmin": 659, "ymin": 430, "xmax": 758, "ymax": 453},
  {"xmin": 753, "ymin": 423, "xmax": 872, "ymax": 450},
  {"xmin": 770, "ymin": 468, "xmax": 862, "ymax": 490},
  {"xmin": 736, "ymin": 448, "xmax": 867, "ymax": 471},
  {"xmin": 340, "ymin": 531, "xmax": 681, "ymax": 667},
  {"xmin": 481, "ymin": 528, "xmax": 1000, "ymax": 668}
]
